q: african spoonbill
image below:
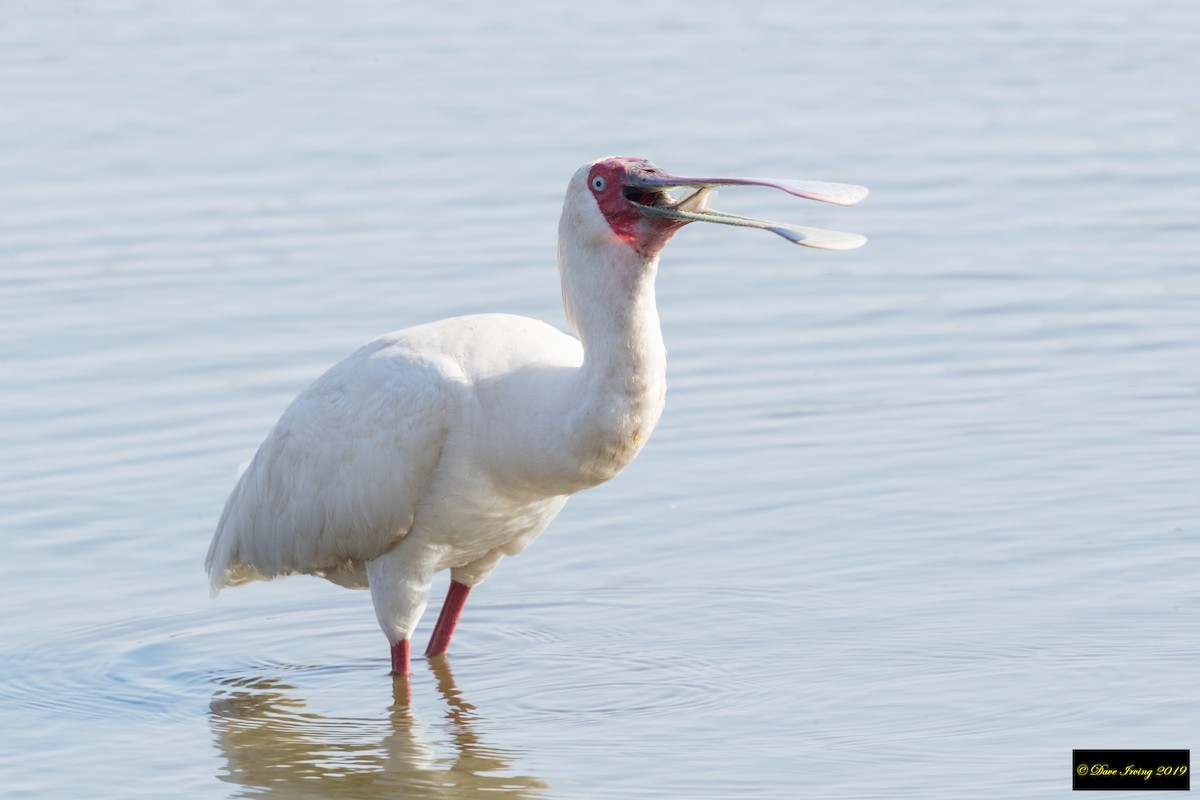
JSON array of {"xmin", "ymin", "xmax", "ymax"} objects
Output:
[{"xmin": 206, "ymin": 156, "xmax": 867, "ymax": 675}]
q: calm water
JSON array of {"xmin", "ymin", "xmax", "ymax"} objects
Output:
[{"xmin": 2, "ymin": 2, "xmax": 1197, "ymax": 798}]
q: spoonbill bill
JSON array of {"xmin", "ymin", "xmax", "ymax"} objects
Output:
[{"xmin": 206, "ymin": 156, "xmax": 867, "ymax": 675}]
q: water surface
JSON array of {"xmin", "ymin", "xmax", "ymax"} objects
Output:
[{"xmin": 2, "ymin": 2, "xmax": 1197, "ymax": 798}]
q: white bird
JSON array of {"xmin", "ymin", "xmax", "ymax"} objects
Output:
[{"xmin": 206, "ymin": 156, "xmax": 867, "ymax": 676}]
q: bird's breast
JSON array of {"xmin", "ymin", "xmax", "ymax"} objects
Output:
[
  {"xmin": 569, "ymin": 367, "xmax": 666, "ymax": 488},
  {"xmin": 413, "ymin": 458, "xmax": 572, "ymax": 569}
]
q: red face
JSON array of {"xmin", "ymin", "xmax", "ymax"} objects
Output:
[{"xmin": 587, "ymin": 158, "xmax": 688, "ymax": 259}]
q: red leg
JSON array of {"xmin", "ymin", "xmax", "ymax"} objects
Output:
[
  {"xmin": 425, "ymin": 580, "xmax": 471, "ymax": 656},
  {"xmin": 390, "ymin": 639, "xmax": 411, "ymax": 676}
]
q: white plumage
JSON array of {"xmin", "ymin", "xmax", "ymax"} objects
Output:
[{"xmin": 207, "ymin": 156, "xmax": 866, "ymax": 675}]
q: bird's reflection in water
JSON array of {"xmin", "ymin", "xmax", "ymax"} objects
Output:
[{"xmin": 209, "ymin": 659, "xmax": 550, "ymax": 799}]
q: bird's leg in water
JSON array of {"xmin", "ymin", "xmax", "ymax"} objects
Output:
[
  {"xmin": 391, "ymin": 639, "xmax": 411, "ymax": 676},
  {"xmin": 368, "ymin": 546, "xmax": 435, "ymax": 676},
  {"xmin": 426, "ymin": 580, "xmax": 471, "ymax": 656}
]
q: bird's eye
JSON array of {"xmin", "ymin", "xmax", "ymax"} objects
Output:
[{"xmin": 591, "ymin": 176, "xmax": 606, "ymax": 192}]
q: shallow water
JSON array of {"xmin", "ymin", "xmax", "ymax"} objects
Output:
[{"xmin": 2, "ymin": 1, "xmax": 1197, "ymax": 798}]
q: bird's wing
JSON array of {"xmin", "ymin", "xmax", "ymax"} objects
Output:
[{"xmin": 206, "ymin": 337, "xmax": 452, "ymax": 592}]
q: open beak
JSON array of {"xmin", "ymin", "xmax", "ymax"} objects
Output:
[{"xmin": 624, "ymin": 168, "xmax": 868, "ymax": 251}]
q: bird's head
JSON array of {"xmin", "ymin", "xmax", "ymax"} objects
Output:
[{"xmin": 564, "ymin": 156, "xmax": 869, "ymax": 261}]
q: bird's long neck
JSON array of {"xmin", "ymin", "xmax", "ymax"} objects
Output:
[{"xmin": 558, "ymin": 240, "xmax": 667, "ymax": 488}]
